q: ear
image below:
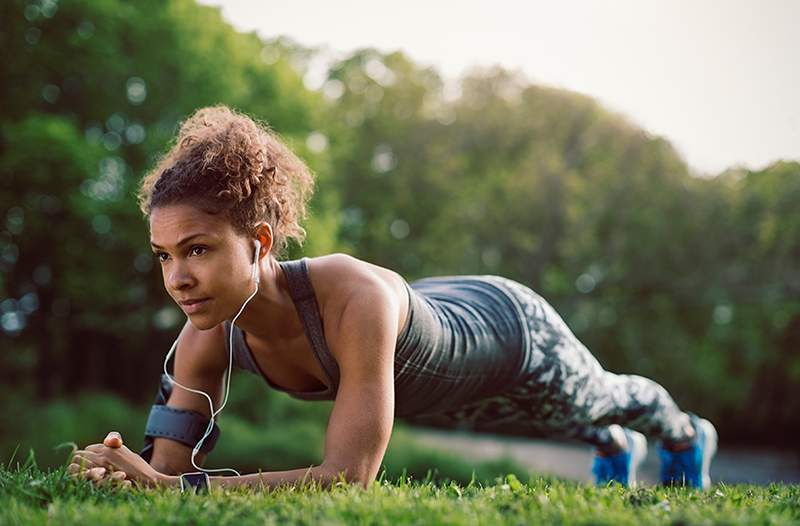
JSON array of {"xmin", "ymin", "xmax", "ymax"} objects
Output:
[{"xmin": 254, "ymin": 222, "xmax": 273, "ymax": 258}]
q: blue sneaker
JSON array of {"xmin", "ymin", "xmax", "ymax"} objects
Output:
[
  {"xmin": 591, "ymin": 425, "xmax": 647, "ymax": 487},
  {"xmin": 657, "ymin": 412, "xmax": 718, "ymax": 490}
]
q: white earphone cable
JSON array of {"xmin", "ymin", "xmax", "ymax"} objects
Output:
[{"xmin": 161, "ymin": 239, "xmax": 262, "ymax": 477}]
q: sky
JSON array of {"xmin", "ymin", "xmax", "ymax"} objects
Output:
[{"xmin": 198, "ymin": 0, "xmax": 798, "ymax": 176}]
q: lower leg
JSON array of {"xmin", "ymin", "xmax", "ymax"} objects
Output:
[
  {"xmin": 557, "ymin": 419, "xmax": 641, "ymax": 457},
  {"xmin": 589, "ymin": 372, "xmax": 697, "ymax": 446},
  {"xmin": 498, "ymin": 290, "xmax": 698, "ymax": 452}
]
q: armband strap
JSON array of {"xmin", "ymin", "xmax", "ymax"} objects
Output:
[
  {"xmin": 139, "ymin": 405, "xmax": 220, "ymax": 461},
  {"xmin": 138, "ymin": 374, "xmax": 221, "ymax": 462}
]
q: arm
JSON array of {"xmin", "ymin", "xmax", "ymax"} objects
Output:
[
  {"xmin": 155, "ymin": 282, "xmax": 398, "ymax": 490},
  {"xmin": 148, "ymin": 321, "xmax": 228, "ymax": 475},
  {"xmin": 318, "ymin": 281, "xmax": 396, "ymax": 487},
  {"xmin": 70, "ymin": 324, "xmax": 228, "ymax": 488}
]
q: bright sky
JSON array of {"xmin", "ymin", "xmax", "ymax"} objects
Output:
[{"xmin": 199, "ymin": 0, "xmax": 798, "ymax": 175}]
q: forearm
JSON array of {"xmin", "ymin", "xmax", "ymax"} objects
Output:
[
  {"xmin": 157, "ymin": 463, "xmax": 363, "ymax": 491},
  {"xmin": 149, "ymin": 437, "xmax": 208, "ymax": 475}
]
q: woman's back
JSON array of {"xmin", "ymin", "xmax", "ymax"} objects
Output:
[{"xmin": 226, "ymin": 257, "xmax": 531, "ymax": 417}]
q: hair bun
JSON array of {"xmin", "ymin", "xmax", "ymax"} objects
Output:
[{"xmin": 137, "ymin": 105, "xmax": 315, "ymax": 259}]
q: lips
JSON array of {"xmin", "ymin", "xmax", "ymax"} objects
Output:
[
  {"xmin": 178, "ymin": 297, "xmax": 211, "ymax": 314},
  {"xmin": 179, "ymin": 297, "xmax": 210, "ymax": 306}
]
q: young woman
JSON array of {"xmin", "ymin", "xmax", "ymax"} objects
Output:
[{"xmin": 69, "ymin": 105, "xmax": 717, "ymax": 491}]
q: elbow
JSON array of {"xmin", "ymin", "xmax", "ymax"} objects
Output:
[
  {"xmin": 352, "ymin": 470, "xmax": 376, "ymax": 489},
  {"xmin": 322, "ymin": 461, "xmax": 374, "ymax": 489}
]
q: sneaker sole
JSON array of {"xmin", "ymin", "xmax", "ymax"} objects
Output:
[
  {"xmin": 627, "ymin": 430, "xmax": 648, "ymax": 487},
  {"xmin": 696, "ymin": 417, "xmax": 718, "ymax": 489}
]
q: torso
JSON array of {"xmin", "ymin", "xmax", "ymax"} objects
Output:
[{"xmin": 239, "ymin": 253, "xmax": 410, "ymax": 393}]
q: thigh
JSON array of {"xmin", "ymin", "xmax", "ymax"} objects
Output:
[
  {"xmin": 496, "ymin": 277, "xmax": 608, "ymax": 393},
  {"xmin": 418, "ymin": 278, "xmax": 612, "ymax": 435}
]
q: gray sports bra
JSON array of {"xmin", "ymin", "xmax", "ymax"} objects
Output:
[{"xmin": 224, "ymin": 257, "xmax": 530, "ymax": 417}]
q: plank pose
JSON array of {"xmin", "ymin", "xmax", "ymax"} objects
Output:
[{"xmin": 69, "ymin": 105, "xmax": 717, "ymax": 492}]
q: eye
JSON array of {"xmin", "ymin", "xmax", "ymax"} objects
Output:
[
  {"xmin": 189, "ymin": 245, "xmax": 207, "ymax": 257},
  {"xmin": 153, "ymin": 251, "xmax": 168, "ymax": 263}
]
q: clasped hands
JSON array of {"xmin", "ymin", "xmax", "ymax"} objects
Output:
[{"xmin": 69, "ymin": 431, "xmax": 162, "ymax": 489}]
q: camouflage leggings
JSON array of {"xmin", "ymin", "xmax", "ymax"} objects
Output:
[{"xmin": 410, "ymin": 277, "xmax": 695, "ymax": 451}]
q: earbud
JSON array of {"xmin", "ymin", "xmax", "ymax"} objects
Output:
[{"xmin": 252, "ymin": 239, "xmax": 261, "ymax": 285}]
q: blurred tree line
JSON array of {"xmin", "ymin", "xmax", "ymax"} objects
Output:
[{"xmin": 1, "ymin": 0, "xmax": 797, "ymax": 449}]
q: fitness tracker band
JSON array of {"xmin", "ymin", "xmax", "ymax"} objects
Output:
[{"xmin": 179, "ymin": 471, "xmax": 210, "ymax": 494}]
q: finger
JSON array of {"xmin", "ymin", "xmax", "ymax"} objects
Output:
[
  {"xmin": 108, "ymin": 472, "xmax": 129, "ymax": 489},
  {"xmin": 72, "ymin": 455, "xmax": 95, "ymax": 470},
  {"xmin": 121, "ymin": 480, "xmax": 132, "ymax": 489},
  {"xmin": 85, "ymin": 467, "xmax": 106, "ymax": 481},
  {"xmin": 104, "ymin": 432, "xmax": 123, "ymax": 448},
  {"xmin": 73, "ymin": 451, "xmax": 119, "ymax": 472},
  {"xmin": 87, "ymin": 466, "xmax": 106, "ymax": 480},
  {"xmin": 73, "ymin": 453, "xmax": 101, "ymax": 469},
  {"xmin": 70, "ymin": 460, "xmax": 99, "ymax": 476},
  {"xmin": 101, "ymin": 472, "xmax": 125, "ymax": 488}
]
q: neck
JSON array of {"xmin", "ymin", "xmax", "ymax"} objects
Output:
[{"xmin": 230, "ymin": 256, "xmax": 302, "ymax": 344}]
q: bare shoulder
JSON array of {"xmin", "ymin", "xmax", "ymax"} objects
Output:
[
  {"xmin": 304, "ymin": 252, "xmax": 408, "ymax": 341},
  {"xmin": 306, "ymin": 253, "xmax": 399, "ymax": 298}
]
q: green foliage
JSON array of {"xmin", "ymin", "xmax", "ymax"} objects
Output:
[
  {"xmin": 0, "ymin": 0, "xmax": 342, "ymax": 401},
  {"xmin": 322, "ymin": 51, "xmax": 800, "ymax": 444}
]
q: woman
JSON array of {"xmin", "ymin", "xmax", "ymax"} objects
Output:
[{"xmin": 69, "ymin": 105, "xmax": 717, "ymax": 491}]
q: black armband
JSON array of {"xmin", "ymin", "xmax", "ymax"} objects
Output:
[{"xmin": 138, "ymin": 373, "xmax": 221, "ymax": 462}]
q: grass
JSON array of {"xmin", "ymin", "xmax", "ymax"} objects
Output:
[
  {"xmin": 1, "ymin": 451, "xmax": 798, "ymax": 526},
  {"xmin": 0, "ymin": 376, "xmax": 534, "ymax": 487},
  {"xmin": 2, "ymin": 382, "xmax": 799, "ymax": 524}
]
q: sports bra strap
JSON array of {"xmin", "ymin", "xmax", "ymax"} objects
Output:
[{"xmin": 278, "ymin": 257, "xmax": 341, "ymax": 393}]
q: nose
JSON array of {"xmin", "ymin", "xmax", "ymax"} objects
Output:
[{"xmin": 167, "ymin": 262, "xmax": 195, "ymax": 292}]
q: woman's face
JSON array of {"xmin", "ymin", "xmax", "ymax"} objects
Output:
[{"xmin": 149, "ymin": 203, "xmax": 256, "ymax": 330}]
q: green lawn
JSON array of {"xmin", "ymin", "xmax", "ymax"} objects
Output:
[{"xmin": 2, "ymin": 455, "xmax": 798, "ymax": 526}]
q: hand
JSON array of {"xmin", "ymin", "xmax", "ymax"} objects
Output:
[
  {"xmin": 72, "ymin": 465, "xmax": 133, "ymax": 489},
  {"xmin": 69, "ymin": 431, "xmax": 162, "ymax": 488},
  {"xmin": 69, "ymin": 432, "xmax": 131, "ymax": 489}
]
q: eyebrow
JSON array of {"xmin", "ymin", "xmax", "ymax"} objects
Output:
[{"xmin": 150, "ymin": 233, "xmax": 211, "ymax": 250}]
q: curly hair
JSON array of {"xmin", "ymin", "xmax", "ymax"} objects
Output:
[{"xmin": 137, "ymin": 105, "xmax": 315, "ymax": 259}]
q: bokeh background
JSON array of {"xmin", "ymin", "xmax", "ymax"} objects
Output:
[{"xmin": 1, "ymin": 0, "xmax": 798, "ymax": 480}]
